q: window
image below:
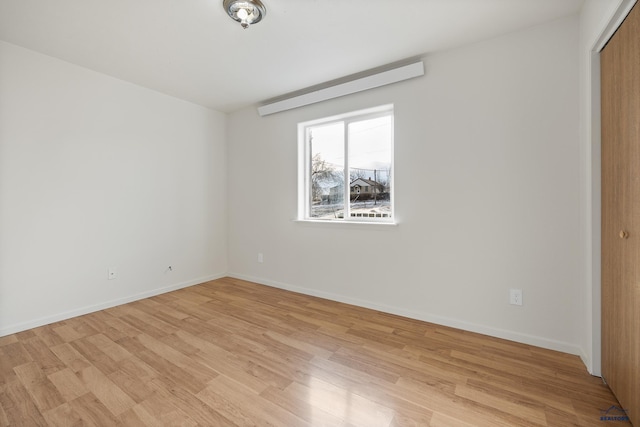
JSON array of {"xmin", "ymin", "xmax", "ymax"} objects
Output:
[{"xmin": 298, "ymin": 105, "xmax": 394, "ymax": 222}]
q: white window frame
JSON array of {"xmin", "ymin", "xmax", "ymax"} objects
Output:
[{"xmin": 297, "ymin": 104, "xmax": 394, "ymax": 224}]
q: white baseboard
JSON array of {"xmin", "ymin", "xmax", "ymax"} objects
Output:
[
  {"xmin": 0, "ymin": 273, "xmax": 226, "ymax": 337},
  {"xmin": 580, "ymin": 349, "xmax": 593, "ymax": 376},
  {"xmin": 228, "ymin": 272, "xmax": 585, "ymax": 358}
]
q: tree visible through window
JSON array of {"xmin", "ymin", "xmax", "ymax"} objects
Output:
[{"xmin": 299, "ymin": 105, "xmax": 393, "ymax": 222}]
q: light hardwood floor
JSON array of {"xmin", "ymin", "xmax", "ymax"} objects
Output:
[{"xmin": 0, "ymin": 277, "xmax": 627, "ymax": 426}]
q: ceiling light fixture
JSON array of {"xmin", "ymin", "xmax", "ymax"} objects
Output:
[{"xmin": 223, "ymin": 0, "xmax": 266, "ymax": 29}]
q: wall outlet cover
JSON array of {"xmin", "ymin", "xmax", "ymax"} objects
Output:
[{"xmin": 509, "ymin": 289, "xmax": 523, "ymax": 306}]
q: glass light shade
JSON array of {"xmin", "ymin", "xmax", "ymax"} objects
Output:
[
  {"xmin": 236, "ymin": 8, "xmax": 249, "ymax": 20},
  {"xmin": 223, "ymin": 0, "xmax": 266, "ymax": 29}
]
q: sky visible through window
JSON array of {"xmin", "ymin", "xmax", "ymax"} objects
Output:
[{"xmin": 310, "ymin": 116, "xmax": 392, "ymax": 174}]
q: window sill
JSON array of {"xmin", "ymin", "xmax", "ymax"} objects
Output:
[{"xmin": 293, "ymin": 219, "xmax": 398, "ymax": 227}]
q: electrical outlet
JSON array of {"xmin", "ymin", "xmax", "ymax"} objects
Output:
[
  {"xmin": 509, "ymin": 289, "xmax": 523, "ymax": 306},
  {"xmin": 258, "ymin": 253, "xmax": 264, "ymax": 263},
  {"xmin": 108, "ymin": 267, "xmax": 117, "ymax": 280}
]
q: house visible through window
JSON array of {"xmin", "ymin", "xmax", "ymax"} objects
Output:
[{"xmin": 298, "ymin": 105, "xmax": 394, "ymax": 222}]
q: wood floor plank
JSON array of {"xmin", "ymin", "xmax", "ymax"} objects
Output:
[
  {"xmin": 0, "ymin": 398, "xmax": 8, "ymax": 427},
  {"xmin": 20, "ymin": 338, "xmax": 66, "ymax": 376},
  {"xmin": 118, "ymin": 407, "xmax": 155, "ymax": 427},
  {"xmin": 68, "ymin": 392, "xmax": 120, "ymax": 426},
  {"xmin": 306, "ymin": 355, "xmax": 440, "ymax": 421},
  {"xmin": 95, "ymin": 314, "xmax": 143, "ymax": 342},
  {"xmin": 12, "ymin": 363, "xmax": 66, "ymax": 413},
  {"xmin": 0, "ymin": 378, "xmax": 49, "ymax": 426},
  {"xmin": 198, "ymin": 374, "xmax": 307, "ymax": 427},
  {"xmin": 429, "ymin": 411, "xmax": 478, "ymax": 427},
  {"xmin": 133, "ymin": 348, "xmax": 207, "ymax": 395},
  {"xmin": 174, "ymin": 330, "xmax": 272, "ymax": 394},
  {"xmin": 48, "ymin": 343, "xmax": 91, "ymax": 374},
  {"xmin": 146, "ymin": 377, "xmax": 238, "ymax": 426},
  {"xmin": 52, "ymin": 324, "xmax": 86, "ymax": 343},
  {"xmin": 118, "ymin": 313, "xmax": 175, "ymax": 340},
  {"xmin": 285, "ymin": 376, "xmax": 395, "ymax": 427},
  {"xmin": 264, "ymin": 329, "xmax": 334, "ymax": 359},
  {"xmin": 77, "ymin": 366, "xmax": 136, "ymax": 416},
  {"xmin": 70, "ymin": 337, "xmax": 119, "ymax": 375},
  {"xmin": 135, "ymin": 333, "xmax": 219, "ymax": 382},
  {"xmin": 130, "ymin": 298, "xmax": 191, "ymax": 321},
  {"xmin": 107, "ymin": 358, "xmax": 157, "ymax": 403},
  {"xmin": 121, "ymin": 404, "xmax": 162, "ymax": 427},
  {"xmin": 0, "ymin": 277, "xmax": 628, "ymax": 426},
  {"xmin": 31, "ymin": 325, "xmax": 66, "ymax": 348},
  {"xmin": 0, "ymin": 336, "xmax": 19, "ymax": 347},
  {"xmin": 42, "ymin": 402, "xmax": 84, "ymax": 427},
  {"xmin": 396, "ymin": 376, "xmax": 532, "ymax": 427},
  {"xmin": 0, "ymin": 343, "xmax": 31, "ymax": 387},
  {"xmin": 135, "ymin": 393, "xmax": 191, "ymax": 425},
  {"xmin": 454, "ymin": 383, "xmax": 547, "ymax": 425},
  {"xmin": 464, "ymin": 378, "xmax": 575, "ymax": 416},
  {"xmin": 84, "ymin": 334, "xmax": 132, "ymax": 362},
  {"xmin": 46, "ymin": 368, "xmax": 88, "ymax": 402},
  {"xmin": 259, "ymin": 385, "xmax": 359, "ymax": 427}
]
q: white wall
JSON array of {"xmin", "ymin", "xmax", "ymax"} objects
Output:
[
  {"xmin": 227, "ymin": 16, "xmax": 584, "ymax": 355},
  {"xmin": 0, "ymin": 41, "xmax": 227, "ymax": 335}
]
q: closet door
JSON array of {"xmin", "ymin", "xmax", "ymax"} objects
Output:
[{"xmin": 601, "ymin": 3, "xmax": 640, "ymax": 425}]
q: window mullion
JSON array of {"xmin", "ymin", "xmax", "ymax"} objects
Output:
[
  {"xmin": 343, "ymin": 122, "xmax": 349, "ymax": 221},
  {"xmin": 307, "ymin": 128, "xmax": 313, "ymax": 219}
]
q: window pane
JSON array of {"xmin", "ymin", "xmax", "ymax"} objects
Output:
[
  {"xmin": 309, "ymin": 122, "xmax": 345, "ymax": 219},
  {"xmin": 348, "ymin": 115, "xmax": 392, "ymax": 219}
]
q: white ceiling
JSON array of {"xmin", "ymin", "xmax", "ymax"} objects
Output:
[{"xmin": 0, "ymin": 0, "xmax": 585, "ymax": 113}]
